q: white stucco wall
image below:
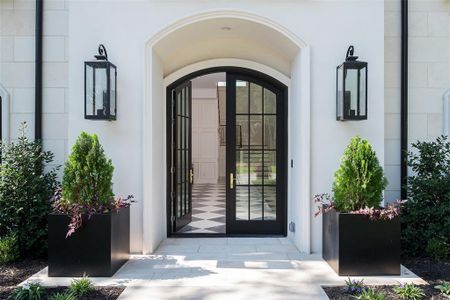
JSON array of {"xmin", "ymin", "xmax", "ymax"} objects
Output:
[
  {"xmin": 384, "ymin": 0, "xmax": 450, "ymax": 202},
  {"xmin": 0, "ymin": 0, "xmax": 68, "ymax": 177}
]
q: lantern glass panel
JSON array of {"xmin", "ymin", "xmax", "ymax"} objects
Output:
[
  {"xmin": 86, "ymin": 64, "xmax": 94, "ymax": 117},
  {"xmin": 336, "ymin": 65, "xmax": 344, "ymax": 120},
  {"xmin": 109, "ymin": 65, "xmax": 116, "ymax": 117},
  {"xmin": 95, "ymin": 66, "xmax": 108, "ymax": 117},
  {"xmin": 359, "ymin": 66, "xmax": 367, "ymax": 116},
  {"xmin": 344, "ymin": 68, "xmax": 358, "ymax": 118}
]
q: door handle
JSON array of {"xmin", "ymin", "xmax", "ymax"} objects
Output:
[
  {"xmin": 230, "ymin": 173, "xmax": 234, "ymax": 190},
  {"xmin": 190, "ymin": 169, "xmax": 194, "ymax": 184}
]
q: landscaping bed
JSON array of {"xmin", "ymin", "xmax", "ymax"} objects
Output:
[
  {"xmin": 323, "ymin": 259, "xmax": 450, "ymax": 299},
  {"xmin": 0, "ymin": 259, "xmax": 125, "ymax": 300}
]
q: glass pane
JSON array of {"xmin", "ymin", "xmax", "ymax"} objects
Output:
[
  {"xmin": 236, "ymin": 115, "xmax": 249, "ymax": 148},
  {"xmin": 177, "ymin": 150, "xmax": 181, "ymax": 183},
  {"xmin": 250, "ymin": 115, "xmax": 263, "ymax": 146},
  {"xmin": 109, "ymin": 66, "xmax": 116, "ymax": 116},
  {"xmin": 94, "ymin": 67, "xmax": 107, "ymax": 116},
  {"xmin": 181, "ymin": 181, "xmax": 185, "ymax": 215},
  {"xmin": 344, "ymin": 68, "xmax": 358, "ymax": 117},
  {"xmin": 85, "ymin": 65, "xmax": 94, "ymax": 116},
  {"xmin": 177, "ymin": 92, "xmax": 182, "ymax": 114},
  {"xmin": 264, "ymin": 89, "xmax": 276, "ymax": 114},
  {"xmin": 264, "ymin": 186, "xmax": 276, "ymax": 220},
  {"xmin": 236, "ymin": 150, "xmax": 249, "ymax": 185},
  {"xmin": 264, "ymin": 116, "xmax": 276, "ymax": 149},
  {"xmin": 337, "ymin": 66, "xmax": 344, "ymax": 119},
  {"xmin": 181, "ymin": 88, "xmax": 185, "ymax": 115},
  {"xmin": 236, "ymin": 81, "xmax": 248, "ymax": 113},
  {"xmin": 177, "ymin": 116, "xmax": 181, "ymax": 148},
  {"xmin": 250, "ymin": 186, "xmax": 263, "ymax": 220},
  {"xmin": 264, "ymin": 151, "xmax": 277, "ymax": 185},
  {"xmin": 249, "ymin": 83, "xmax": 263, "ymax": 113},
  {"xmin": 185, "ymin": 87, "xmax": 190, "ymax": 117},
  {"xmin": 249, "ymin": 150, "xmax": 263, "ymax": 185},
  {"xmin": 236, "ymin": 186, "xmax": 249, "ymax": 220},
  {"xmin": 359, "ymin": 68, "xmax": 366, "ymax": 116},
  {"xmin": 177, "ymin": 184, "xmax": 181, "ymax": 217}
]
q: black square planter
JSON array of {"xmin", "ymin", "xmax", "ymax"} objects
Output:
[
  {"xmin": 323, "ymin": 209, "xmax": 400, "ymax": 276},
  {"xmin": 48, "ymin": 206, "xmax": 130, "ymax": 277}
]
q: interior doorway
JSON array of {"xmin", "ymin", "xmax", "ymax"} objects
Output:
[{"xmin": 167, "ymin": 67, "xmax": 287, "ymax": 236}]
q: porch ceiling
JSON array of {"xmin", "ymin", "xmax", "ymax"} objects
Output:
[{"xmin": 153, "ymin": 17, "xmax": 300, "ymax": 77}]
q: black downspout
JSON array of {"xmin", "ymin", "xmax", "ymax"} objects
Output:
[
  {"xmin": 35, "ymin": 0, "xmax": 43, "ymax": 141},
  {"xmin": 400, "ymin": 0, "xmax": 408, "ymax": 199}
]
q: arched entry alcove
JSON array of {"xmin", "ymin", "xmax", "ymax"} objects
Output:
[{"xmin": 143, "ymin": 10, "xmax": 311, "ymax": 254}]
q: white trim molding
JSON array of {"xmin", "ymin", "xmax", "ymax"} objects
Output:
[{"xmin": 0, "ymin": 83, "xmax": 10, "ymax": 143}]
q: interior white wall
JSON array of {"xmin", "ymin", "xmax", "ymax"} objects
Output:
[{"xmin": 68, "ymin": 1, "xmax": 384, "ymax": 254}]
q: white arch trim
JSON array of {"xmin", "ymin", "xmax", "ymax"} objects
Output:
[
  {"xmin": 0, "ymin": 83, "xmax": 10, "ymax": 143},
  {"xmin": 163, "ymin": 58, "xmax": 291, "ymax": 87},
  {"xmin": 143, "ymin": 10, "xmax": 311, "ymax": 254},
  {"xmin": 146, "ymin": 9, "xmax": 308, "ymax": 49}
]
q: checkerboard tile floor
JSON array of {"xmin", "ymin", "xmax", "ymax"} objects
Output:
[{"xmin": 178, "ymin": 183, "xmax": 226, "ymax": 234}]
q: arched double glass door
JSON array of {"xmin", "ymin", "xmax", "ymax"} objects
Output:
[{"xmin": 167, "ymin": 68, "xmax": 287, "ymax": 235}]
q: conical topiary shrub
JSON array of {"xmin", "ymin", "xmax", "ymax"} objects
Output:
[
  {"xmin": 62, "ymin": 132, "xmax": 114, "ymax": 207},
  {"xmin": 332, "ymin": 136, "xmax": 387, "ymax": 212}
]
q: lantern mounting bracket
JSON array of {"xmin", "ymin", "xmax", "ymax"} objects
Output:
[
  {"xmin": 95, "ymin": 44, "xmax": 108, "ymax": 61},
  {"xmin": 345, "ymin": 45, "xmax": 358, "ymax": 61}
]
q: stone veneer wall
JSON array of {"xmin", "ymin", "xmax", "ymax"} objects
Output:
[
  {"xmin": 0, "ymin": 0, "xmax": 68, "ymax": 177},
  {"xmin": 384, "ymin": 0, "xmax": 450, "ymax": 202}
]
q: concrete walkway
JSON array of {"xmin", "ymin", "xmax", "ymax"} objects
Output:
[{"xmin": 26, "ymin": 238, "xmax": 425, "ymax": 300}]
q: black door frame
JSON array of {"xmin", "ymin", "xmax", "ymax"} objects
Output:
[{"xmin": 166, "ymin": 67, "xmax": 288, "ymax": 237}]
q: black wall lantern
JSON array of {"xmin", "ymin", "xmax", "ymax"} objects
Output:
[
  {"xmin": 336, "ymin": 46, "xmax": 368, "ymax": 121},
  {"xmin": 84, "ymin": 44, "xmax": 117, "ymax": 120}
]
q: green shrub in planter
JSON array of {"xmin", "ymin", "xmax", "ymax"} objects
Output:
[
  {"xmin": 402, "ymin": 136, "xmax": 450, "ymax": 258},
  {"xmin": 332, "ymin": 136, "xmax": 387, "ymax": 212},
  {"xmin": 62, "ymin": 132, "xmax": 114, "ymax": 207},
  {"xmin": 0, "ymin": 233, "xmax": 19, "ymax": 263},
  {"xmin": 0, "ymin": 123, "xmax": 59, "ymax": 257}
]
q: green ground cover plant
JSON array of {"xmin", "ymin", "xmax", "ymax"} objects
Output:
[
  {"xmin": 68, "ymin": 275, "xmax": 94, "ymax": 297},
  {"xmin": 345, "ymin": 278, "xmax": 366, "ymax": 295},
  {"xmin": 10, "ymin": 282, "xmax": 45, "ymax": 300},
  {"xmin": 0, "ymin": 123, "xmax": 58, "ymax": 258},
  {"xmin": 394, "ymin": 283, "xmax": 425, "ymax": 300},
  {"xmin": 354, "ymin": 288, "xmax": 386, "ymax": 300},
  {"xmin": 48, "ymin": 292, "xmax": 76, "ymax": 300},
  {"xmin": 435, "ymin": 281, "xmax": 450, "ymax": 298}
]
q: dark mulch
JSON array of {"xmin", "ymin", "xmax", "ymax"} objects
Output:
[
  {"xmin": 403, "ymin": 258, "xmax": 450, "ymax": 284},
  {"xmin": 0, "ymin": 259, "xmax": 47, "ymax": 287},
  {"xmin": 0, "ymin": 259, "xmax": 124, "ymax": 300},
  {"xmin": 323, "ymin": 259, "xmax": 450, "ymax": 299}
]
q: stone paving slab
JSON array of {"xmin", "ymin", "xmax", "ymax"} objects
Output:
[{"xmin": 23, "ymin": 238, "xmax": 426, "ymax": 300}]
